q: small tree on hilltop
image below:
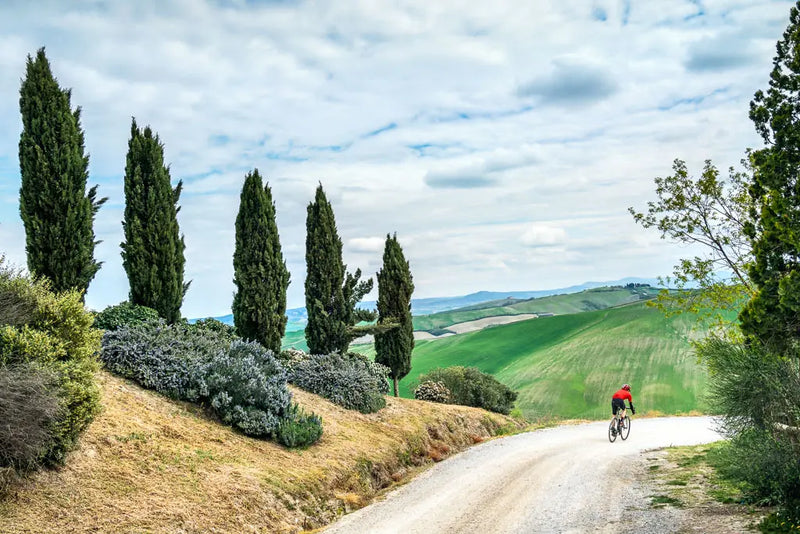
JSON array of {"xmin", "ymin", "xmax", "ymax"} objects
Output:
[
  {"xmin": 375, "ymin": 233, "xmax": 414, "ymax": 397},
  {"xmin": 121, "ymin": 118, "xmax": 188, "ymax": 324},
  {"xmin": 18, "ymin": 48, "xmax": 107, "ymax": 295},
  {"xmin": 232, "ymin": 169, "xmax": 290, "ymax": 353}
]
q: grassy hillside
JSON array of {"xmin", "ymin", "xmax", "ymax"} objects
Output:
[
  {"xmin": 400, "ymin": 302, "xmax": 710, "ymax": 420},
  {"xmin": 412, "ymin": 286, "xmax": 660, "ymax": 331},
  {"xmin": 0, "ymin": 372, "xmax": 519, "ymax": 534},
  {"xmin": 282, "ymin": 328, "xmax": 308, "ymax": 351}
]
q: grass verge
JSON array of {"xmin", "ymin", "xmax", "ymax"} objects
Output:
[
  {"xmin": 644, "ymin": 442, "xmax": 769, "ymax": 532},
  {"xmin": 0, "ymin": 371, "xmax": 524, "ymax": 533}
]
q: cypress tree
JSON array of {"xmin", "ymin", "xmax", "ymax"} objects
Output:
[
  {"xmin": 304, "ymin": 184, "xmax": 348, "ymax": 354},
  {"xmin": 375, "ymin": 234, "xmax": 414, "ymax": 397},
  {"xmin": 18, "ymin": 48, "xmax": 106, "ymax": 295},
  {"xmin": 740, "ymin": 3, "xmax": 800, "ymax": 352},
  {"xmin": 120, "ymin": 118, "xmax": 188, "ymax": 323},
  {"xmin": 232, "ymin": 169, "xmax": 290, "ymax": 353}
]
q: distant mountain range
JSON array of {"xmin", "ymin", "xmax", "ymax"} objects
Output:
[{"xmin": 190, "ymin": 277, "xmax": 662, "ymax": 325}]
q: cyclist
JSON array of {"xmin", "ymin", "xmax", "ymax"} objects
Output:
[{"xmin": 610, "ymin": 384, "xmax": 635, "ymax": 433}]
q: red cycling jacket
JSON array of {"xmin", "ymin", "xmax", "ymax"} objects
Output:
[{"xmin": 612, "ymin": 389, "xmax": 633, "ymax": 402}]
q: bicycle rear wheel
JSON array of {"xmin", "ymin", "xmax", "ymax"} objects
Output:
[
  {"xmin": 620, "ymin": 416, "xmax": 631, "ymax": 440},
  {"xmin": 608, "ymin": 420, "xmax": 618, "ymax": 442}
]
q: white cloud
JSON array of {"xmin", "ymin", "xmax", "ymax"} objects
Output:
[
  {"xmin": 347, "ymin": 236, "xmax": 385, "ymax": 253},
  {"xmin": 0, "ymin": 0, "xmax": 794, "ymax": 317},
  {"xmin": 521, "ymin": 223, "xmax": 568, "ymax": 247}
]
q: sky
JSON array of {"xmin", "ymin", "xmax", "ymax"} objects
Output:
[{"xmin": 0, "ymin": 0, "xmax": 794, "ymax": 318}]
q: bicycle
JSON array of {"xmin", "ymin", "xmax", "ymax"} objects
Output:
[{"xmin": 608, "ymin": 410, "xmax": 631, "ymax": 442}]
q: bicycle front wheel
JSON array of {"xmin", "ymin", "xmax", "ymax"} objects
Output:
[
  {"xmin": 620, "ymin": 416, "xmax": 631, "ymax": 440},
  {"xmin": 608, "ymin": 420, "xmax": 618, "ymax": 442}
]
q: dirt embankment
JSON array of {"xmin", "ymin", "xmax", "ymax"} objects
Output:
[{"xmin": 0, "ymin": 372, "xmax": 521, "ymax": 534}]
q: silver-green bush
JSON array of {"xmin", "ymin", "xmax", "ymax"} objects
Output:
[
  {"xmin": 100, "ymin": 323, "xmax": 311, "ymax": 440},
  {"xmin": 289, "ymin": 352, "xmax": 389, "ymax": 413},
  {"xmin": 204, "ymin": 340, "xmax": 291, "ymax": 437}
]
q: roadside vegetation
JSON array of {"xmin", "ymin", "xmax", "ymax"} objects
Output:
[
  {"xmin": 0, "ymin": 261, "xmax": 101, "ymax": 486},
  {"xmin": 630, "ymin": 4, "xmax": 800, "ymax": 530},
  {"xmin": 0, "ymin": 371, "xmax": 521, "ymax": 533},
  {"xmin": 644, "ymin": 443, "xmax": 765, "ymax": 532}
]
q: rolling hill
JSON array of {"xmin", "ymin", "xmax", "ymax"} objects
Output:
[
  {"xmin": 412, "ymin": 285, "xmax": 661, "ymax": 332},
  {"xmin": 398, "ymin": 301, "xmax": 714, "ymax": 420}
]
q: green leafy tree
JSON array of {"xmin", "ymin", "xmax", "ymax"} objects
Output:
[
  {"xmin": 375, "ymin": 234, "xmax": 414, "ymax": 397},
  {"xmin": 18, "ymin": 48, "xmax": 106, "ymax": 295},
  {"xmin": 232, "ymin": 169, "xmax": 290, "ymax": 353},
  {"xmin": 629, "ymin": 158, "xmax": 753, "ymax": 330},
  {"xmin": 740, "ymin": 2, "xmax": 800, "ymax": 352},
  {"xmin": 304, "ymin": 184, "xmax": 375, "ymax": 354},
  {"xmin": 120, "ymin": 118, "xmax": 188, "ymax": 324}
]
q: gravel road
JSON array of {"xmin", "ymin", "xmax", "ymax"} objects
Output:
[{"xmin": 323, "ymin": 416, "xmax": 723, "ymax": 534}]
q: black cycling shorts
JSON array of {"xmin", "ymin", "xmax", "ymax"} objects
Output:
[{"xmin": 611, "ymin": 398, "xmax": 626, "ymax": 415}]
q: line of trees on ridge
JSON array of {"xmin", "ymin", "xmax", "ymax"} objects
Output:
[{"xmin": 14, "ymin": 47, "xmax": 415, "ymax": 393}]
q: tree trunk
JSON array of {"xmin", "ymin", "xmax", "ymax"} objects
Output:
[{"xmin": 393, "ymin": 377, "xmax": 399, "ymax": 397}]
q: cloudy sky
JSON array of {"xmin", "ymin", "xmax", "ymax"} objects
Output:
[{"xmin": 0, "ymin": 0, "xmax": 793, "ymax": 318}]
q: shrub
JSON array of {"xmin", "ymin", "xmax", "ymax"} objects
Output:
[
  {"xmin": 204, "ymin": 340, "xmax": 291, "ymax": 437},
  {"xmin": 189, "ymin": 317, "xmax": 238, "ymax": 342},
  {"xmin": 289, "ymin": 352, "xmax": 389, "ymax": 413},
  {"xmin": 699, "ymin": 337, "xmax": 800, "ymax": 522},
  {"xmin": 101, "ymin": 326, "xmax": 300, "ymax": 440},
  {"xmin": 417, "ymin": 366, "xmax": 518, "ymax": 415},
  {"xmin": 93, "ymin": 301, "xmax": 160, "ymax": 331},
  {"xmin": 275, "ymin": 403, "xmax": 323, "ymax": 448},
  {"xmin": 715, "ymin": 429, "xmax": 800, "ymax": 515},
  {"xmin": 414, "ymin": 380, "xmax": 451, "ymax": 403},
  {"xmin": 0, "ymin": 363, "xmax": 63, "ymax": 470},
  {"xmin": 0, "ymin": 262, "xmax": 101, "ymax": 466},
  {"xmin": 100, "ymin": 321, "xmax": 229, "ymax": 401},
  {"xmin": 277, "ymin": 347, "xmax": 308, "ymax": 370}
]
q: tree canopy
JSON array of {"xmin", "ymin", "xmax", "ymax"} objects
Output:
[
  {"xmin": 120, "ymin": 119, "xmax": 188, "ymax": 324},
  {"xmin": 232, "ymin": 169, "xmax": 290, "ymax": 353},
  {"xmin": 375, "ymin": 234, "xmax": 414, "ymax": 397},
  {"xmin": 18, "ymin": 48, "xmax": 106, "ymax": 295},
  {"xmin": 740, "ymin": 3, "xmax": 800, "ymax": 352}
]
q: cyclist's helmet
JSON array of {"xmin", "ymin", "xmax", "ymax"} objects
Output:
[{"xmin": 622, "ymin": 384, "xmax": 631, "ymax": 391}]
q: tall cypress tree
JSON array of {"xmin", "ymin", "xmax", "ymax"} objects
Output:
[
  {"xmin": 232, "ymin": 169, "xmax": 290, "ymax": 352},
  {"xmin": 740, "ymin": 2, "xmax": 800, "ymax": 352},
  {"xmin": 120, "ymin": 118, "xmax": 188, "ymax": 323},
  {"xmin": 304, "ymin": 184, "xmax": 348, "ymax": 354},
  {"xmin": 375, "ymin": 234, "xmax": 414, "ymax": 397},
  {"xmin": 18, "ymin": 48, "xmax": 106, "ymax": 295}
]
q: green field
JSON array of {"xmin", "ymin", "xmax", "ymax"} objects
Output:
[
  {"xmin": 282, "ymin": 329, "xmax": 308, "ymax": 352},
  {"xmin": 411, "ymin": 286, "xmax": 660, "ymax": 331},
  {"xmin": 399, "ymin": 301, "xmax": 710, "ymax": 420}
]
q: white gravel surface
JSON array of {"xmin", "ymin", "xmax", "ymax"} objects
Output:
[{"xmin": 323, "ymin": 416, "xmax": 723, "ymax": 534}]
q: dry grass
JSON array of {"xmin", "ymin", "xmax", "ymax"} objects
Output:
[{"xmin": 0, "ymin": 371, "xmax": 521, "ymax": 533}]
